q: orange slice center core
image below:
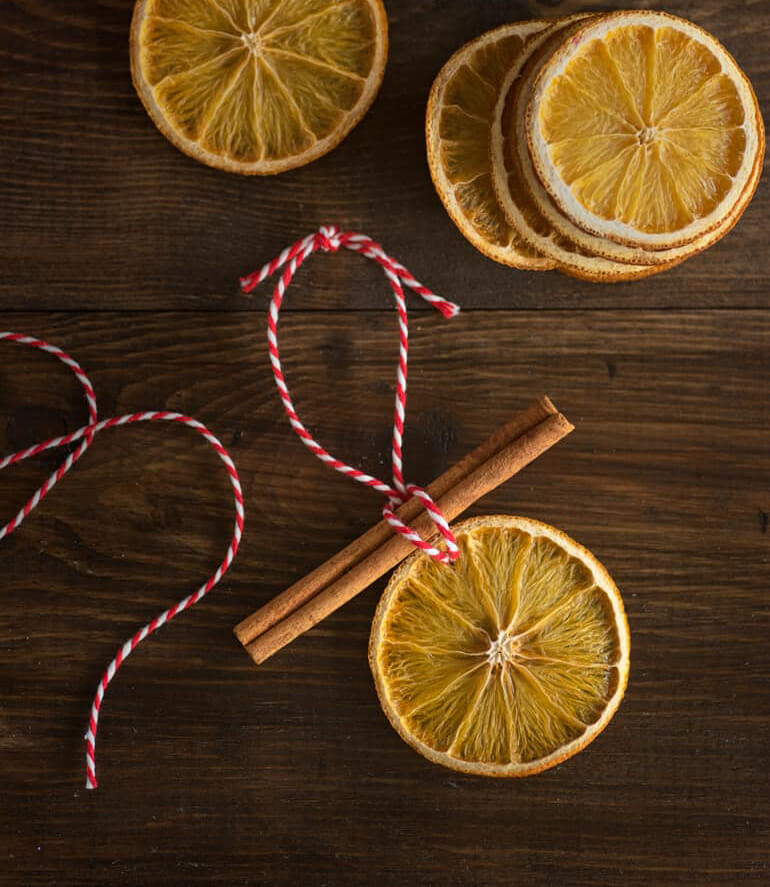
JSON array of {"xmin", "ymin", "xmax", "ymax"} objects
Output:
[
  {"xmin": 486, "ymin": 630, "xmax": 522, "ymax": 668},
  {"xmin": 240, "ymin": 31, "xmax": 263, "ymax": 56},
  {"xmin": 637, "ymin": 125, "xmax": 656, "ymax": 146}
]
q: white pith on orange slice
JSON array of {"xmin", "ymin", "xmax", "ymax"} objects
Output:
[
  {"xmin": 425, "ymin": 21, "xmax": 556, "ymax": 270},
  {"xmin": 526, "ymin": 11, "xmax": 764, "ymax": 250},
  {"xmin": 370, "ymin": 516, "xmax": 630, "ymax": 776},
  {"xmin": 130, "ymin": 0, "xmax": 388, "ymax": 174}
]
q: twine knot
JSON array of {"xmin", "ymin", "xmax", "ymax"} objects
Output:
[{"xmin": 315, "ymin": 224, "xmax": 342, "ymax": 253}]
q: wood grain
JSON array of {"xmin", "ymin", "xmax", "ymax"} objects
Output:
[
  {"xmin": 1, "ymin": 0, "xmax": 769, "ymax": 884},
  {"xmin": 1, "ymin": 311, "xmax": 769, "ymax": 885}
]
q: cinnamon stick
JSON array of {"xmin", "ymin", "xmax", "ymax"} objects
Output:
[
  {"xmin": 235, "ymin": 404, "xmax": 573, "ymax": 665},
  {"xmin": 234, "ymin": 396, "xmax": 558, "ymax": 647}
]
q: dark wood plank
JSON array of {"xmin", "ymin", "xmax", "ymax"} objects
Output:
[
  {"xmin": 1, "ymin": 310, "xmax": 768, "ymax": 885},
  {"xmin": 0, "ymin": 0, "xmax": 768, "ymax": 312},
  {"xmin": 3, "ymin": 0, "xmax": 770, "ymax": 882}
]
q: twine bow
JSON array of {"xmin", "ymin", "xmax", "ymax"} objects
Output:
[{"xmin": 241, "ymin": 225, "xmax": 462, "ymax": 564}]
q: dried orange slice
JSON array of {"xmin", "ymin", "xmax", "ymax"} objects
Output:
[
  {"xmin": 497, "ymin": 17, "xmax": 764, "ymax": 273},
  {"xmin": 370, "ymin": 516, "xmax": 630, "ymax": 776},
  {"xmin": 130, "ymin": 0, "xmax": 388, "ymax": 174},
  {"xmin": 526, "ymin": 11, "xmax": 764, "ymax": 250},
  {"xmin": 490, "ymin": 18, "xmax": 677, "ymax": 281},
  {"xmin": 490, "ymin": 16, "xmax": 763, "ymax": 280},
  {"xmin": 425, "ymin": 22, "xmax": 556, "ymax": 269}
]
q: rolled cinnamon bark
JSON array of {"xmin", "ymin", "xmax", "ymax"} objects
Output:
[{"xmin": 234, "ymin": 399, "xmax": 573, "ymax": 665}]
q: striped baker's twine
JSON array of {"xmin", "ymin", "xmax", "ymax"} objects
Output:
[
  {"xmin": 0, "ymin": 332, "xmax": 244, "ymax": 790},
  {"xmin": 241, "ymin": 225, "xmax": 461, "ymax": 564}
]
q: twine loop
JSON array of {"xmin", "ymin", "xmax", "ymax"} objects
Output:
[{"xmin": 241, "ymin": 226, "xmax": 461, "ymax": 564}]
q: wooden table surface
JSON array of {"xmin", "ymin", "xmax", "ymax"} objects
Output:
[{"xmin": 2, "ymin": 1, "xmax": 768, "ymax": 884}]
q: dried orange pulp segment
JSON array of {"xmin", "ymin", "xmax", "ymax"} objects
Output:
[
  {"xmin": 130, "ymin": 0, "xmax": 388, "ymax": 174},
  {"xmin": 425, "ymin": 22, "xmax": 556, "ymax": 270},
  {"xmin": 527, "ymin": 11, "xmax": 764, "ymax": 249},
  {"xmin": 369, "ymin": 516, "xmax": 630, "ymax": 776}
]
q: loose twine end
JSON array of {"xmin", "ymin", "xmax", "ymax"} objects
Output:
[{"xmin": 0, "ymin": 333, "xmax": 244, "ymax": 791}]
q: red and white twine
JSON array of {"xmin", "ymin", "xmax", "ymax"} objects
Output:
[
  {"xmin": 241, "ymin": 225, "xmax": 461, "ymax": 564},
  {"xmin": 0, "ymin": 333, "xmax": 244, "ymax": 790},
  {"xmin": 1, "ymin": 226, "xmax": 459, "ymax": 790}
]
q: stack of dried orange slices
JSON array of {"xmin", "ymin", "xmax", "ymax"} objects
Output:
[{"xmin": 426, "ymin": 11, "xmax": 764, "ymax": 281}]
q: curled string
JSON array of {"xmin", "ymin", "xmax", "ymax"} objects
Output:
[
  {"xmin": 0, "ymin": 333, "xmax": 245, "ymax": 789},
  {"xmin": 0, "ymin": 226, "xmax": 459, "ymax": 790}
]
